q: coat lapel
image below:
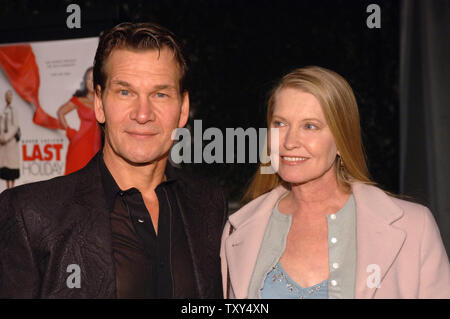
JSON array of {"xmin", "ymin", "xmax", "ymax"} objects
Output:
[
  {"xmin": 167, "ymin": 164, "xmax": 226, "ymax": 298},
  {"xmin": 71, "ymin": 153, "xmax": 116, "ymax": 297},
  {"xmin": 353, "ymin": 183, "xmax": 406, "ymax": 298},
  {"xmin": 225, "ymin": 186, "xmax": 288, "ymax": 298}
]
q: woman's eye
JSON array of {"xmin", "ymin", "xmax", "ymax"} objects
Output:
[
  {"xmin": 273, "ymin": 121, "xmax": 285, "ymax": 127},
  {"xmin": 305, "ymin": 123, "xmax": 317, "ymax": 130}
]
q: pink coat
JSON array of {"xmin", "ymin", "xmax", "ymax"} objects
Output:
[{"xmin": 220, "ymin": 182, "xmax": 450, "ymax": 298}]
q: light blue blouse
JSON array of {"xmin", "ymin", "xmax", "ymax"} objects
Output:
[
  {"xmin": 261, "ymin": 262, "xmax": 328, "ymax": 299},
  {"xmin": 248, "ymin": 193, "xmax": 357, "ymax": 299}
]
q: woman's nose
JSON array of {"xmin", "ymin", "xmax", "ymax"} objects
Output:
[{"xmin": 283, "ymin": 128, "xmax": 302, "ymax": 150}]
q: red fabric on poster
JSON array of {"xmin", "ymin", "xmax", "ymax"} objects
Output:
[
  {"xmin": 64, "ymin": 96, "xmax": 101, "ymax": 175},
  {"xmin": 0, "ymin": 44, "xmax": 63, "ymax": 129}
]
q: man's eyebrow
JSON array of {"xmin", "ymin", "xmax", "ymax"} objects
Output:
[
  {"xmin": 111, "ymin": 80, "xmax": 132, "ymax": 87},
  {"xmin": 110, "ymin": 81, "xmax": 177, "ymax": 91},
  {"xmin": 153, "ymin": 84, "xmax": 177, "ymax": 91}
]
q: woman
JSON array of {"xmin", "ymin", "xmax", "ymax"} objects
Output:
[
  {"xmin": 57, "ymin": 67, "xmax": 101, "ymax": 175},
  {"xmin": 220, "ymin": 66, "xmax": 450, "ymax": 299},
  {"xmin": 0, "ymin": 90, "xmax": 20, "ymax": 188}
]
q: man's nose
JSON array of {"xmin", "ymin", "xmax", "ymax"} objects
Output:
[
  {"xmin": 130, "ymin": 97, "xmax": 156, "ymax": 124},
  {"xmin": 283, "ymin": 127, "xmax": 302, "ymax": 150}
]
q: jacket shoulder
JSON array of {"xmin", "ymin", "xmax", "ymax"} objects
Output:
[
  {"xmin": 1, "ymin": 154, "xmax": 100, "ymax": 211},
  {"xmin": 168, "ymin": 166, "xmax": 222, "ymax": 190},
  {"xmin": 168, "ymin": 165, "xmax": 226, "ymax": 200},
  {"xmin": 227, "ymin": 185, "xmax": 288, "ymax": 228},
  {"xmin": 389, "ymin": 196, "xmax": 429, "ymax": 215},
  {"xmin": 1, "ymin": 173, "xmax": 79, "ymax": 210}
]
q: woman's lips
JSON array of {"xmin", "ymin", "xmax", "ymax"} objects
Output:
[{"xmin": 280, "ymin": 156, "xmax": 309, "ymax": 165}]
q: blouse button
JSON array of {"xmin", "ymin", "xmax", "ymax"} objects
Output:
[
  {"xmin": 331, "ymin": 280, "xmax": 338, "ymax": 286},
  {"xmin": 330, "ymin": 214, "xmax": 336, "ymax": 220},
  {"xmin": 331, "ymin": 237, "xmax": 337, "ymax": 244},
  {"xmin": 332, "ymin": 262, "xmax": 339, "ymax": 269}
]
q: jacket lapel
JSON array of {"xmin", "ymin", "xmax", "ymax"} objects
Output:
[
  {"xmin": 352, "ymin": 183, "xmax": 406, "ymax": 298},
  {"xmin": 167, "ymin": 164, "xmax": 226, "ymax": 298},
  {"xmin": 71, "ymin": 153, "xmax": 116, "ymax": 297},
  {"xmin": 225, "ymin": 186, "xmax": 288, "ymax": 298}
]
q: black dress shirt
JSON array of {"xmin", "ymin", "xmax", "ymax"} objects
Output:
[{"xmin": 99, "ymin": 156, "xmax": 196, "ymax": 298}]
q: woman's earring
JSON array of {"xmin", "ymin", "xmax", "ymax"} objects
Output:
[{"xmin": 338, "ymin": 155, "xmax": 345, "ymax": 170}]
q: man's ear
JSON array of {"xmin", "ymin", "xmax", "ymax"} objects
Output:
[
  {"xmin": 178, "ymin": 91, "xmax": 190, "ymax": 128},
  {"xmin": 94, "ymin": 85, "xmax": 106, "ymax": 124}
]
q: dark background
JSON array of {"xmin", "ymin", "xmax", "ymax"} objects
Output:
[{"xmin": 0, "ymin": 0, "xmax": 399, "ymax": 203}]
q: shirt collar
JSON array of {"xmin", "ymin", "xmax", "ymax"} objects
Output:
[{"xmin": 99, "ymin": 153, "xmax": 176, "ymax": 211}]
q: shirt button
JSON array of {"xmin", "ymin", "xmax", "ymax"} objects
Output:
[
  {"xmin": 332, "ymin": 262, "xmax": 339, "ymax": 269},
  {"xmin": 330, "ymin": 214, "xmax": 336, "ymax": 220},
  {"xmin": 331, "ymin": 280, "xmax": 338, "ymax": 286},
  {"xmin": 331, "ymin": 237, "xmax": 337, "ymax": 244},
  {"xmin": 119, "ymin": 191, "xmax": 124, "ymax": 196},
  {"xmin": 137, "ymin": 219, "xmax": 144, "ymax": 223}
]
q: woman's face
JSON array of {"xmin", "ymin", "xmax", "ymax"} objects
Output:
[
  {"xmin": 86, "ymin": 70, "xmax": 94, "ymax": 93},
  {"xmin": 5, "ymin": 91, "xmax": 12, "ymax": 105},
  {"xmin": 270, "ymin": 88, "xmax": 338, "ymax": 185}
]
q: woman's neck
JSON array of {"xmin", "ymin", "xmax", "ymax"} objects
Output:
[
  {"xmin": 282, "ymin": 166, "xmax": 350, "ymax": 218},
  {"xmin": 86, "ymin": 91, "xmax": 94, "ymax": 102}
]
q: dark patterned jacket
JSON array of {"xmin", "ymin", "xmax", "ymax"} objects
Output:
[{"xmin": 0, "ymin": 153, "xmax": 227, "ymax": 298}]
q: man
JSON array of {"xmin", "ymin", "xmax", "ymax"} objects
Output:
[{"xmin": 0, "ymin": 22, "xmax": 227, "ymax": 298}]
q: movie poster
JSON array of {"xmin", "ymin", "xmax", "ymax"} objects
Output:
[{"xmin": 0, "ymin": 37, "xmax": 99, "ymax": 193}]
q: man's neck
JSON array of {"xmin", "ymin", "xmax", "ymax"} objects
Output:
[{"xmin": 102, "ymin": 147, "xmax": 167, "ymax": 195}]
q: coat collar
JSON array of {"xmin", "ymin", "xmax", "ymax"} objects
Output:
[
  {"xmin": 167, "ymin": 164, "xmax": 223, "ymax": 298},
  {"xmin": 352, "ymin": 183, "xmax": 406, "ymax": 298},
  {"xmin": 224, "ymin": 182, "xmax": 406, "ymax": 299},
  {"xmin": 71, "ymin": 152, "xmax": 117, "ymax": 297},
  {"xmin": 225, "ymin": 185, "xmax": 288, "ymax": 298}
]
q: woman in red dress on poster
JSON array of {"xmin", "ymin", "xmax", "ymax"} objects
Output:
[{"xmin": 57, "ymin": 67, "xmax": 101, "ymax": 175}]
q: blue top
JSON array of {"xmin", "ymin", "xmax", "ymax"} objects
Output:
[
  {"xmin": 248, "ymin": 193, "xmax": 356, "ymax": 299},
  {"xmin": 261, "ymin": 262, "xmax": 328, "ymax": 299}
]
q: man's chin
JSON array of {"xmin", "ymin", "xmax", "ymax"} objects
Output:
[{"xmin": 121, "ymin": 152, "xmax": 169, "ymax": 167}]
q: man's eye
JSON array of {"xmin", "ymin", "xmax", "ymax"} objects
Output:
[
  {"xmin": 156, "ymin": 92, "xmax": 167, "ymax": 98},
  {"xmin": 119, "ymin": 90, "xmax": 130, "ymax": 96}
]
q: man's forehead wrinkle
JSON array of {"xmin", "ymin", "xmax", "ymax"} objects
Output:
[
  {"xmin": 103, "ymin": 48, "xmax": 181, "ymax": 91},
  {"xmin": 108, "ymin": 77, "xmax": 178, "ymax": 92}
]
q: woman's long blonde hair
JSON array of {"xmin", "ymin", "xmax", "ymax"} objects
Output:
[{"xmin": 242, "ymin": 66, "xmax": 374, "ymax": 203}]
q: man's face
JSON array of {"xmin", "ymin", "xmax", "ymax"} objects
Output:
[{"xmin": 94, "ymin": 48, "xmax": 189, "ymax": 166}]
